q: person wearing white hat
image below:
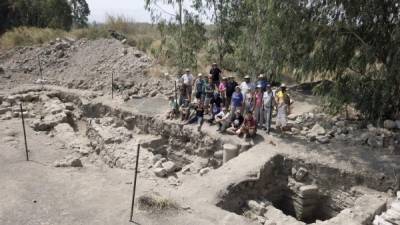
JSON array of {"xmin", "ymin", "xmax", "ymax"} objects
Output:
[
  {"xmin": 254, "ymin": 85, "xmax": 264, "ymax": 127},
  {"xmin": 275, "ymin": 83, "xmax": 290, "ymax": 131},
  {"xmin": 240, "ymin": 75, "xmax": 255, "ymax": 100},
  {"xmin": 263, "ymin": 84, "xmax": 276, "ymax": 133},
  {"xmin": 181, "ymin": 68, "xmax": 194, "ymax": 102},
  {"xmin": 194, "ymin": 73, "xmax": 205, "ymax": 103},
  {"xmin": 256, "ymin": 74, "xmax": 268, "ymax": 92}
]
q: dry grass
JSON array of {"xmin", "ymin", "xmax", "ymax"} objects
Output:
[
  {"xmin": 0, "ymin": 27, "xmax": 66, "ymax": 49},
  {"xmin": 138, "ymin": 194, "xmax": 179, "ymax": 212}
]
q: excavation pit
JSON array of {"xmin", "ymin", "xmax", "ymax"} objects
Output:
[{"xmin": 217, "ymin": 155, "xmax": 388, "ymax": 225}]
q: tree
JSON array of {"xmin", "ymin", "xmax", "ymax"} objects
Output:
[
  {"xmin": 70, "ymin": 0, "xmax": 90, "ymax": 28},
  {"xmin": 145, "ymin": 0, "xmax": 206, "ymax": 70},
  {"xmin": 0, "ymin": 0, "xmax": 90, "ymax": 32}
]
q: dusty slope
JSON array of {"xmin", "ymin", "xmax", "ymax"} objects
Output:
[{"xmin": 0, "ymin": 38, "xmax": 174, "ymax": 97}]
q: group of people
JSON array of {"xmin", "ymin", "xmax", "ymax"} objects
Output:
[{"xmin": 167, "ymin": 63, "xmax": 291, "ymax": 140}]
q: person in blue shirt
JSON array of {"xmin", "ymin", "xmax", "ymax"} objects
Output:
[
  {"xmin": 256, "ymin": 74, "xmax": 268, "ymax": 92},
  {"xmin": 230, "ymin": 86, "xmax": 243, "ymax": 119}
]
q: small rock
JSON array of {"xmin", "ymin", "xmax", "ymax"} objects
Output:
[
  {"xmin": 316, "ymin": 135, "xmax": 330, "ymax": 144},
  {"xmin": 182, "ymin": 165, "xmax": 191, "ymax": 174},
  {"xmin": 335, "ymin": 121, "xmax": 346, "ymax": 127},
  {"xmin": 310, "ymin": 123, "xmax": 326, "ymax": 136},
  {"xmin": 64, "ymin": 102, "xmax": 74, "ymax": 110},
  {"xmin": 54, "ymin": 156, "xmax": 82, "ymax": 167},
  {"xmin": 153, "ymin": 168, "xmax": 167, "ymax": 177},
  {"xmin": 149, "ymin": 90, "xmax": 158, "ymax": 97},
  {"xmin": 57, "ymin": 51, "xmax": 65, "ymax": 58},
  {"xmin": 122, "ymin": 48, "xmax": 128, "ymax": 55},
  {"xmin": 199, "ymin": 167, "xmax": 211, "ymax": 176},
  {"xmin": 247, "ymin": 200, "xmax": 267, "ymax": 216},
  {"xmin": 162, "ymin": 161, "xmax": 177, "ymax": 173},
  {"xmin": 152, "ymin": 154, "xmax": 163, "ymax": 164}
]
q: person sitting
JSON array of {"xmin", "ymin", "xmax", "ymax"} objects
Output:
[
  {"xmin": 226, "ymin": 110, "xmax": 244, "ymax": 135},
  {"xmin": 204, "ymin": 76, "xmax": 215, "ymax": 113},
  {"xmin": 236, "ymin": 111, "xmax": 257, "ymax": 139},
  {"xmin": 215, "ymin": 107, "xmax": 230, "ymax": 132},
  {"xmin": 185, "ymin": 102, "xmax": 205, "ymax": 131},
  {"xmin": 179, "ymin": 100, "xmax": 190, "ymax": 121},
  {"xmin": 167, "ymin": 96, "xmax": 179, "ymax": 120}
]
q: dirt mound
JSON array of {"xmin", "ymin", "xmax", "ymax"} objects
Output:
[{"xmin": 0, "ymin": 38, "xmax": 174, "ymax": 97}]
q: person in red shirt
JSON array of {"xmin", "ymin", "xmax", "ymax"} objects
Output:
[{"xmin": 236, "ymin": 111, "xmax": 257, "ymax": 138}]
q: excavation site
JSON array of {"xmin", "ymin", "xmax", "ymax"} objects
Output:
[{"xmin": 1, "ymin": 26, "xmax": 400, "ymax": 225}]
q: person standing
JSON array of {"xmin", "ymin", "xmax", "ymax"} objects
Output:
[
  {"xmin": 194, "ymin": 73, "xmax": 205, "ymax": 103},
  {"xmin": 181, "ymin": 68, "xmax": 194, "ymax": 102},
  {"xmin": 244, "ymin": 89, "xmax": 255, "ymax": 114},
  {"xmin": 204, "ymin": 75, "xmax": 215, "ymax": 114},
  {"xmin": 275, "ymin": 84, "xmax": 290, "ymax": 131},
  {"xmin": 256, "ymin": 74, "xmax": 268, "ymax": 93},
  {"xmin": 218, "ymin": 77, "xmax": 227, "ymax": 106},
  {"xmin": 263, "ymin": 84, "xmax": 275, "ymax": 133},
  {"xmin": 210, "ymin": 63, "xmax": 222, "ymax": 88},
  {"xmin": 226, "ymin": 76, "xmax": 238, "ymax": 109},
  {"xmin": 230, "ymin": 86, "xmax": 243, "ymax": 118},
  {"xmin": 254, "ymin": 85, "xmax": 264, "ymax": 127},
  {"xmin": 240, "ymin": 75, "xmax": 255, "ymax": 98}
]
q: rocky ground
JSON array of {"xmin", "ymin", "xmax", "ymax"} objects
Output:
[{"xmin": 1, "ymin": 39, "xmax": 400, "ymax": 225}]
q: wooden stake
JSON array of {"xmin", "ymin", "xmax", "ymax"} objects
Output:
[
  {"xmin": 129, "ymin": 144, "xmax": 141, "ymax": 222},
  {"xmin": 20, "ymin": 104, "xmax": 29, "ymax": 161}
]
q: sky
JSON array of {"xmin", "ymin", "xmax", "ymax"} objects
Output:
[
  {"xmin": 86, "ymin": 0, "xmax": 153, "ymax": 23},
  {"xmin": 86, "ymin": 0, "xmax": 210, "ymax": 24}
]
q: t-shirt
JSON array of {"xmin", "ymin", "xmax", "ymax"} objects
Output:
[
  {"xmin": 276, "ymin": 91, "xmax": 290, "ymax": 105},
  {"xmin": 226, "ymin": 81, "xmax": 238, "ymax": 97},
  {"xmin": 210, "ymin": 96, "xmax": 223, "ymax": 107},
  {"xmin": 244, "ymin": 116, "xmax": 256, "ymax": 128},
  {"xmin": 256, "ymin": 80, "xmax": 268, "ymax": 92},
  {"xmin": 195, "ymin": 79, "xmax": 205, "ymax": 93},
  {"xmin": 196, "ymin": 106, "xmax": 204, "ymax": 117},
  {"xmin": 215, "ymin": 111, "xmax": 226, "ymax": 119},
  {"xmin": 210, "ymin": 67, "xmax": 222, "ymax": 82},
  {"xmin": 240, "ymin": 81, "xmax": 255, "ymax": 96},
  {"xmin": 263, "ymin": 91, "xmax": 275, "ymax": 108},
  {"xmin": 181, "ymin": 74, "xmax": 194, "ymax": 85},
  {"xmin": 218, "ymin": 82, "xmax": 226, "ymax": 92},
  {"xmin": 232, "ymin": 114, "xmax": 244, "ymax": 128},
  {"xmin": 255, "ymin": 92, "xmax": 263, "ymax": 107},
  {"xmin": 204, "ymin": 83, "xmax": 215, "ymax": 98},
  {"xmin": 231, "ymin": 92, "xmax": 243, "ymax": 107}
]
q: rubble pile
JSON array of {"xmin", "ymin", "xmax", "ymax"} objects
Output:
[
  {"xmin": 287, "ymin": 112, "xmax": 400, "ymax": 153},
  {"xmin": 0, "ymin": 38, "xmax": 174, "ymax": 97}
]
